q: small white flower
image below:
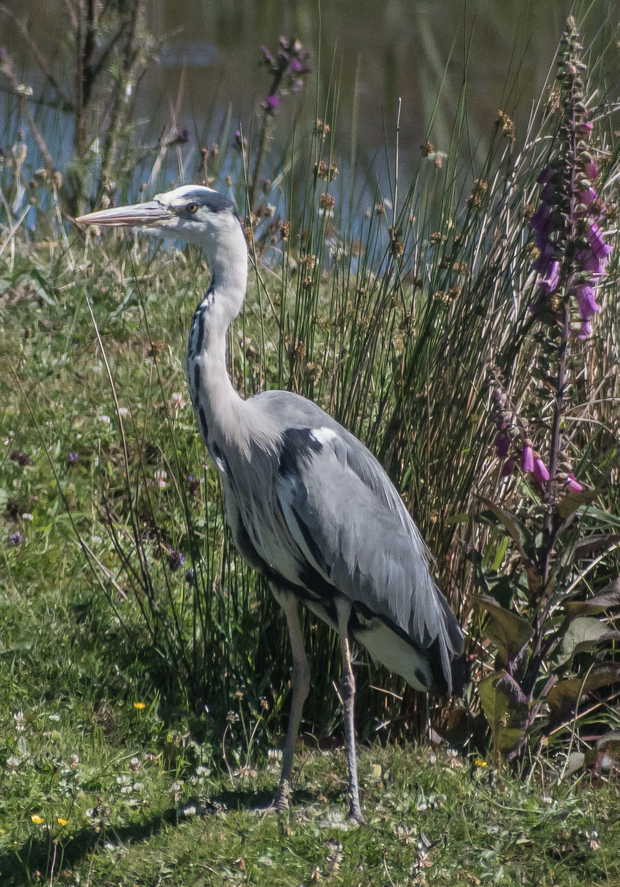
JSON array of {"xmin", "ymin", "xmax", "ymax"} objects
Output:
[
  {"xmin": 196, "ymin": 765, "xmax": 210, "ymax": 776},
  {"xmin": 7, "ymin": 756, "xmax": 20, "ymax": 769},
  {"xmin": 21, "ymin": 513, "xmax": 33, "ymax": 521},
  {"xmin": 49, "ymin": 714, "xmax": 60, "ymax": 722},
  {"xmin": 14, "ymin": 711, "xmax": 26, "ymax": 732},
  {"xmin": 133, "ymin": 782, "xmax": 145, "ymax": 792},
  {"xmin": 70, "ymin": 754, "xmax": 80, "ymax": 767},
  {"xmin": 116, "ymin": 774, "xmax": 131, "ymax": 785},
  {"xmin": 118, "ymin": 407, "xmax": 130, "ymax": 418},
  {"xmin": 97, "ymin": 414, "xmax": 111, "ymax": 425}
]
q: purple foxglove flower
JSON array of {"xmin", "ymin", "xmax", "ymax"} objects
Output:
[
  {"xmin": 501, "ymin": 458, "xmax": 516, "ymax": 477},
  {"xmin": 584, "ymin": 161, "xmax": 598, "ymax": 179},
  {"xmin": 587, "ymin": 222, "xmax": 612, "ymax": 259},
  {"xmin": 494, "ymin": 433, "xmax": 510, "ymax": 459},
  {"xmin": 534, "ymin": 241, "xmax": 556, "ymax": 276},
  {"xmin": 261, "ymin": 94, "xmax": 281, "ymax": 115},
  {"xmin": 579, "ymin": 187, "xmax": 598, "ymax": 208},
  {"xmin": 578, "ymin": 321, "xmax": 592, "ymax": 340},
  {"xmin": 565, "ymin": 473, "xmax": 583, "ymax": 493},
  {"xmin": 538, "ymin": 260, "xmax": 560, "ymax": 295},
  {"xmin": 260, "ymin": 45, "xmax": 275, "ymax": 65},
  {"xmin": 521, "ymin": 445, "xmax": 534, "ymax": 473},
  {"xmin": 540, "ymin": 183, "xmax": 556, "ymax": 202},
  {"xmin": 529, "ymin": 201, "xmax": 552, "ymax": 233},
  {"xmin": 533, "ymin": 458, "xmax": 550, "ymax": 483},
  {"xmin": 575, "ymin": 284, "xmax": 600, "ymax": 321},
  {"xmin": 576, "ymin": 248, "xmax": 607, "ymax": 275},
  {"xmin": 536, "ymin": 166, "xmax": 554, "ymax": 184}
]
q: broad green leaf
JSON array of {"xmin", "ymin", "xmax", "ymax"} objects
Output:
[
  {"xmin": 565, "ymin": 579, "xmax": 620, "ymax": 619},
  {"xmin": 474, "ymin": 594, "xmax": 533, "ymax": 668},
  {"xmin": 478, "ymin": 671, "xmax": 528, "ymax": 753},
  {"xmin": 558, "ymin": 616, "xmax": 620, "ymax": 665},
  {"xmin": 547, "ymin": 665, "xmax": 620, "ymax": 726},
  {"xmin": 573, "ymin": 535, "xmax": 620, "ymax": 560},
  {"xmin": 558, "ymin": 489, "xmax": 597, "ymax": 519}
]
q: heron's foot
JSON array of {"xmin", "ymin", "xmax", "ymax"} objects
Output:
[
  {"xmin": 274, "ymin": 779, "xmax": 291, "ymax": 813},
  {"xmin": 348, "ymin": 801, "xmax": 364, "ymax": 825}
]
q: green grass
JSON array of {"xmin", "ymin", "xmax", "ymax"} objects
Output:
[{"xmin": 2, "ymin": 7, "xmax": 620, "ymax": 883}]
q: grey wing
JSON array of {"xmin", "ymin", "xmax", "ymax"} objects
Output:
[{"xmin": 273, "ymin": 424, "xmax": 464, "ymax": 686}]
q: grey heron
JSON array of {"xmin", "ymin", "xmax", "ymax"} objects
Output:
[{"xmin": 77, "ymin": 185, "xmax": 463, "ymax": 823}]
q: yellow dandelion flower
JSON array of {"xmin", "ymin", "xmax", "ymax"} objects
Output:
[
  {"xmin": 133, "ymin": 702, "xmax": 146, "ymax": 710},
  {"xmin": 474, "ymin": 758, "xmax": 488, "ymax": 767},
  {"xmin": 57, "ymin": 818, "xmax": 69, "ymax": 826},
  {"xmin": 31, "ymin": 815, "xmax": 44, "ymax": 825}
]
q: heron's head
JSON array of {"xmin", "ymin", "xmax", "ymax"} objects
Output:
[{"xmin": 76, "ymin": 185, "xmax": 245, "ymax": 265}]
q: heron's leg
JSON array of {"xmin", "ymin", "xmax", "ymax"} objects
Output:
[
  {"xmin": 335, "ymin": 597, "xmax": 364, "ymax": 823},
  {"xmin": 271, "ymin": 585, "xmax": 310, "ymax": 811}
]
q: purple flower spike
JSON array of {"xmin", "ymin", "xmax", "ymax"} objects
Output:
[
  {"xmin": 536, "ymin": 166, "xmax": 554, "ymax": 184},
  {"xmin": 521, "ymin": 446, "xmax": 534, "ymax": 473},
  {"xmin": 534, "ymin": 241, "xmax": 556, "ymax": 276},
  {"xmin": 578, "ymin": 321, "xmax": 592, "ymax": 340},
  {"xmin": 533, "ymin": 458, "xmax": 550, "ymax": 483},
  {"xmin": 587, "ymin": 222, "xmax": 612, "ymax": 260},
  {"xmin": 529, "ymin": 201, "xmax": 552, "ymax": 234},
  {"xmin": 260, "ymin": 45, "xmax": 275, "ymax": 66},
  {"xmin": 494, "ymin": 433, "xmax": 510, "ymax": 459},
  {"xmin": 584, "ymin": 161, "xmax": 598, "ymax": 179},
  {"xmin": 538, "ymin": 260, "xmax": 561, "ymax": 295},
  {"xmin": 501, "ymin": 458, "xmax": 516, "ymax": 477},
  {"xmin": 68, "ymin": 452, "xmax": 78, "ymax": 464},
  {"xmin": 261, "ymin": 94, "xmax": 281, "ymax": 115},
  {"xmin": 565, "ymin": 474, "xmax": 583, "ymax": 493},
  {"xmin": 579, "ymin": 187, "xmax": 598, "ymax": 208},
  {"xmin": 575, "ymin": 284, "xmax": 600, "ymax": 321},
  {"xmin": 578, "ymin": 122, "xmax": 594, "ymax": 134}
]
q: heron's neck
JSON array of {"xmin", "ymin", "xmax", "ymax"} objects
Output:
[{"xmin": 187, "ymin": 257, "xmax": 248, "ymax": 452}]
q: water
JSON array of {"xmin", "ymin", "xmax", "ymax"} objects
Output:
[{"xmin": 1, "ymin": 0, "xmax": 615, "ymax": 196}]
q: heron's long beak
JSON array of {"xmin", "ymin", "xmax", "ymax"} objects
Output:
[{"xmin": 76, "ymin": 200, "xmax": 173, "ymax": 228}]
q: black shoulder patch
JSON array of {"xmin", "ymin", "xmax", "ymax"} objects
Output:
[{"xmin": 278, "ymin": 428, "xmax": 322, "ymax": 477}]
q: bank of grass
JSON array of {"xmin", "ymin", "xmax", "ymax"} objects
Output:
[{"xmin": 1, "ymin": 202, "xmax": 619, "ymax": 887}]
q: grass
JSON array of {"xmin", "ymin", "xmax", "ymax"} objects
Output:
[{"xmin": 2, "ymin": 6, "xmax": 620, "ymax": 884}]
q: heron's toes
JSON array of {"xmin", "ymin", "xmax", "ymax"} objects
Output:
[{"xmin": 274, "ymin": 779, "xmax": 291, "ymax": 812}]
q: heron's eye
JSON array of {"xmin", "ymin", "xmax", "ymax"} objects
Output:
[{"xmin": 186, "ymin": 203, "xmax": 198, "ymax": 214}]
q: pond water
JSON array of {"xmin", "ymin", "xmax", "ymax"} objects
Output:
[{"xmin": 2, "ymin": 0, "xmax": 615, "ymax": 196}]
